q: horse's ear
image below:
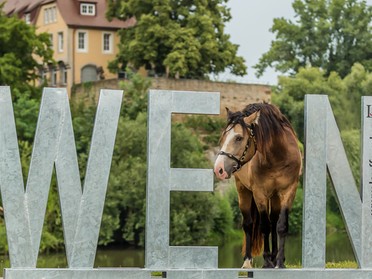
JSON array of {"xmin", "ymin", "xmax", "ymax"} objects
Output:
[
  {"xmin": 225, "ymin": 107, "xmax": 233, "ymax": 119},
  {"xmin": 244, "ymin": 111, "xmax": 260, "ymax": 126}
]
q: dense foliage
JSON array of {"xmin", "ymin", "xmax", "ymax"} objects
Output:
[
  {"xmin": 273, "ymin": 63, "xmax": 372, "ymax": 142},
  {"xmin": 106, "ymin": 0, "xmax": 246, "ymax": 79},
  {"xmin": 3, "ymin": 65, "xmax": 369, "ymax": 251},
  {"xmin": 0, "ymin": 72, "xmax": 237, "ymax": 253},
  {"xmin": 255, "ymin": 0, "xmax": 372, "ymax": 79},
  {"xmin": 0, "ymin": 4, "xmax": 240, "ymax": 254},
  {"xmin": 103, "ymin": 74, "xmax": 235, "ymax": 247},
  {"xmin": 0, "ymin": 3, "xmax": 53, "ymax": 89},
  {"xmin": 0, "ymin": 4, "xmax": 53, "ymax": 141}
]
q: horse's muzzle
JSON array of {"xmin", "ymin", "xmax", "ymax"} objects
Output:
[
  {"xmin": 214, "ymin": 156, "xmax": 233, "ymax": 179},
  {"xmin": 215, "ymin": 167, "xmax": 231, "ymax": 179}
]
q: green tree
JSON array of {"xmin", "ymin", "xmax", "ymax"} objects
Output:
[
  {"xmin": 273, "ymin": 63, "xmax": 371, "ymax": 141},
  {"xmin": 0, "ymin": 4, "xmax": 54, "ymax": 141},
  {"xmin": 254, "ymin": 0, "xmax": 372, "ymax": 78},
  {"xmin": 106, "ymin": 0, "xmax": 246, "ymax": 79},
  {"xmin": 69, "ymin": 72, "xmax": 235, "ymax": 248},
  {"xmin": 0, "ymin": 4, "xmax": 53, "ymax": 89}
]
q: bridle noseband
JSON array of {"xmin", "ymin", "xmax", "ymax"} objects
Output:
[{"xmin": 218, "ymin": 125, "xmax": 257, "ymax": 173}]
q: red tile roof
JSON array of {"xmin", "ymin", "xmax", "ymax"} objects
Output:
[
  {"xmin": 57, "ymin": 0, "xmax": 135, "ymax": 29},
  {"xmin": 2, "ymin": 0, "xmax": 45, "ymax": 15},
  {"xmin": 1, "ymin": 0, "xmax": 135, "ymax": 30}
]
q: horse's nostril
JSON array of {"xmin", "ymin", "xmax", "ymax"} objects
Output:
[{"xmin": 219, "ymin": 168, "xmax": 223, "ymax": 175}]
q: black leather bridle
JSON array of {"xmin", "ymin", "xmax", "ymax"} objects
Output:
[{"xmin": 217, "ymin": 125, "xmax": 257, "ymax": 173}]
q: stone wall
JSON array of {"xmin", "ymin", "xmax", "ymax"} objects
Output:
[{"xmin": 72, "ymin": 77, "xmax": 271, "ymax": 116}]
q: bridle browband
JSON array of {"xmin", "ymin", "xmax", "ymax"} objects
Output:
[{"xmin": 218, "ymin": 123, "xmax": 257, "ymax": 173}]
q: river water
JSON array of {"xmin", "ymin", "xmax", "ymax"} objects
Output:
[{"xmin": 0, "ymin": 231, "xmax": 355, "ymax": 272}]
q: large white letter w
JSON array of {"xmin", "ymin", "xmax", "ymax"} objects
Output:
[{"xmin": 0, "ymin": 87, "xmax": 122, "ymax": 268}]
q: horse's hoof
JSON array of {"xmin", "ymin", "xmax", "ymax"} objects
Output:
[
  {"xmin": 242, "ymin": 259, "xmax": 253, "ymax": 269},
  {"xmin": 262, "ymin": 260, "xmax": 275, "ymax": 268},
  {"xmin": 275, "ymin": 263, "xmax": 286, "ymax": 268}
]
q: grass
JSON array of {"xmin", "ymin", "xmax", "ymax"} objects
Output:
[
  {"xmin": 151, "ymin": 261, "xmax": 358, "ymax": 277},
  {"xmin": 285, "ymin": 261, "xmax": 358, "ymax": 269},
  {"xmin": 325, "ymin": 261, "xmax": 358, "ymax": 268}
]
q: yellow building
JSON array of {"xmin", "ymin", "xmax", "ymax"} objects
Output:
[{"xmin": 1, "ymin": 0, "xmax": 134, "ymax": 96}]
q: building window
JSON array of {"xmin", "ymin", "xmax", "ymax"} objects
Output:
[
  {"xmin": 102, "ymin": 33, "xmax": 113, "ymax": 53},
  {"xmin": 63, "ymin": 69, "xmax": 67, "ymax": 85},
  {"xmin": 77, "ymin": 31, "xmax": 88, "ymax": 52},
  {"xmin": 60, "ymin": 65, "xmax": 67, "ymax": 85},
  {"xmin": 39, "ymin": 68, "xmax": 47, "ymax": 85},
  {"xmin": 24, "ymin": 13, "xmax": 31, "ymax": 24},
  {"xmin": 49, "ymin": 33, "xmax": 53, "ymax": 49},
  {"xmin": 58, "ymin": 32, "xmax": 64, "ymax": 52},
  {"xmin": 80, "ymin": 3, "xmax": 96, "ymax": 16},
  {"xmin": 47, "ymin": 64, "xmax": 57, "ymax": 86},
  {"xmin": 44, "ymin": 6, "xmax": 57, "ymax": 24},
  {"xmin": 44, "ymin": 9, "xmax": 49, "ymax": 24},
  {"xmin": 50, "ymin": 68, "xmax": 57, "ymax": 86}
]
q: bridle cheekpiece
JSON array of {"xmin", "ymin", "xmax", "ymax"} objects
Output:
[{"xmin": 218, "ymin": 123, "xmax": 257, "ymax": 173}]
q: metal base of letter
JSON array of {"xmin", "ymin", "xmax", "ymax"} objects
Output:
[{"xmin": 5, "ymin": 268, "xmax": 372, "ymax": 279}]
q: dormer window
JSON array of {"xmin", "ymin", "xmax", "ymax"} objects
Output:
[
  {"xmin": 80, "ymin": 3, "xmax": 96, "ymax": 16},
  {"xmin": 44, "ymin": 6, "xmax": 57, "ymax": 24},
  {"xmin": 24, "ymin": 13, "xmax": 31, "ymax": 24}
]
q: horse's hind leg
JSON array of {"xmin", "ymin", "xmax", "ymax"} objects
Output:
[
  {"xmin": 276, "ymin": 207, "xmax": 289, "ymax": 268},
  {"xmin": 253, "ymin": 193, "xmax": 274, "ymax": 268},
  {"xmin": 259, "ymin": 209, "xmax": 275, "ymax": 268},
  {"xmin": 276, "ymin": 186, "xmax": 296, "ymax": 268}
]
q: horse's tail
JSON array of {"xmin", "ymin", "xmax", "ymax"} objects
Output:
[{"xmin": 242, "ymin": 198, "xmax": 263, "ymax": 257}]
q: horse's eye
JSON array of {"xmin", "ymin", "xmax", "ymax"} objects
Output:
[{"xmin": 236, "ymin": 136, "xmax": 243, "ymax": 142}]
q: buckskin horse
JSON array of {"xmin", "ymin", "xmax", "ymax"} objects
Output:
[{"xmin": 214, "ymin": 103, "xmax": 302, "ymax": 269}]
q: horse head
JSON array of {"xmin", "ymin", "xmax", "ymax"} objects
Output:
[{"xmin": 214, "ymin": 108, "xmax": 260, "ymax": 180}]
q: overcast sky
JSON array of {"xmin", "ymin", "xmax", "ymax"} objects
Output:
[{"xmin": 221, "ymin": 0, "xmax": 372, "ymax": 85}]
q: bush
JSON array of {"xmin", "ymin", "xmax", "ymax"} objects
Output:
[{"xmin": 184, "ymin": 115, "xmax": 226, "ymax": 147}]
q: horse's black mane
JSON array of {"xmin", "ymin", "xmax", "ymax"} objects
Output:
[
  {"xmin": 226, "ymin": 103, "xmax": 295, "ymax": 160},
  {"xmin": 227, "ymin": 103, "xmax": 268, "ymax": 127},
  {"xmin": 227, "ymin": 103, "xmax": 291, "ymax": 129},
  {"xmin": 243, "ymin": 103, "xmax": 267, "ymax": 117}
]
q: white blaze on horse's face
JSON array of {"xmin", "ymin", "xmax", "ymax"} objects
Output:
[
  {"xmin": 214, "ymin": 110, "xmax": 260, "ymax": 180},
  {"xmin": 214, "ymin": 124, "xmax": 246, "ymax": 180}
]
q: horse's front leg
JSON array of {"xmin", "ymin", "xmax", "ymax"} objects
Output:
[
  {"xmin": 270, "ymin": 196, "xmax": 281, "ymax": 267},
  {"xmin": 235, "ymin": 180, "xmax": 254, "ymax": 268},
  {"xmin": 241, "ymin": 212, "xmax": 253, "ymax": 268},
  {"xmin": 276, "ymin": 207, "xmax": 289, "ymax": 268},
  {"xmin": 260, "ymin": 210, "xmax": 275, "ymax": 268}
]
